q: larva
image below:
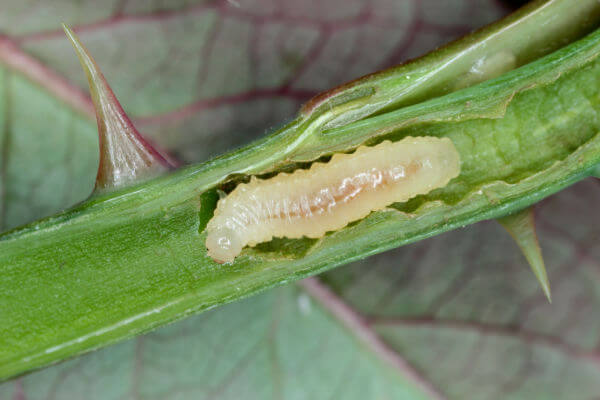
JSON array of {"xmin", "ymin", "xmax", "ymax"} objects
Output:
[{"xmin": 206, "ymin": 136, "xmax": 461, "ymax": 263}]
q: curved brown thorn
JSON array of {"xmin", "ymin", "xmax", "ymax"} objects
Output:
[
  {"xmin": 498, "ymin": 207, "xmax": 551, "ymax": 303},
  {"xmin": 63, "ymin": 24, "xmax": 175, "ymax": 192}
]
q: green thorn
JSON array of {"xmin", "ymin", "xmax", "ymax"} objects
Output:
[
  {"xmin": 591, "ymin": 164, "xmax": 600, "ymax": 178},
  {"xmin": 498, "ymin": 207, "xmax": 551, "ymax": 303},
  {"xmin": 62, "ymin": 24, "xmax": 173, "ymax": 192}
]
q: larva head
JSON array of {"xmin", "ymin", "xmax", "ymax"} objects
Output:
[{"xmin": 206, "ymin": 226, "xmax": 243, "ymax": 264}]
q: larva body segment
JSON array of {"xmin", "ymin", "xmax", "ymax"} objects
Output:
[{"xmin": 206, "ymin": 136, "xmax": 461, "ymax": 263}]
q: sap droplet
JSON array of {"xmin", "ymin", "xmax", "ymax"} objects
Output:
[
  {"xmin": 297, "ymin": 293, "xmax": 312, "ymax": 315},
  {"xmin": 455, "ymin": 51, "xmax": 517, "ymax": 90}
]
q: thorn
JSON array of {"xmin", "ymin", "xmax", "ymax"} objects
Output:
[
  {"xmin": 591, "ymin": 165, "xmax": 600, "ymax": 179},
  {"xmin": 62, "ymin": 24, "xmax": 175, "ymax": 192},
  {"xmin": 498, "ymin": 207, "xmax": 551, "ymax": 303}
]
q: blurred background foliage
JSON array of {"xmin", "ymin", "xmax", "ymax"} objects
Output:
[{"xmin": 1, "ymin": 0, "xmax": 599, "ymax": 399}]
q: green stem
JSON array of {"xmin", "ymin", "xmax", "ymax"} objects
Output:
[{"xmin": 2, "ymin": 0, "xmax": 600, "ymax": 381}]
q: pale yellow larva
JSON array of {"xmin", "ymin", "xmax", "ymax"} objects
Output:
[{"xmin": 206, "ymin": 136, "xmax": 461, "ymax": 263}]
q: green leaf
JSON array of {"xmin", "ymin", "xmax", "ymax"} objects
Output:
[{"xmin": 1, "ymin": 0, "xmax": 600, "ymax": 394}]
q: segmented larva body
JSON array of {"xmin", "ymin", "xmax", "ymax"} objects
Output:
[{"xmin": 206, "ymin": 136, "xmax": 461, "ymax": 263}]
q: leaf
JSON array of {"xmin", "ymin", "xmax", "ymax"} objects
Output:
[
  {"xmin": 4, "ymin": 28, "xmax": 600, "ymax": 379},
  {"xmin": 1, "ymin": 0, "xmax": 600, "ymax": 396}
]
